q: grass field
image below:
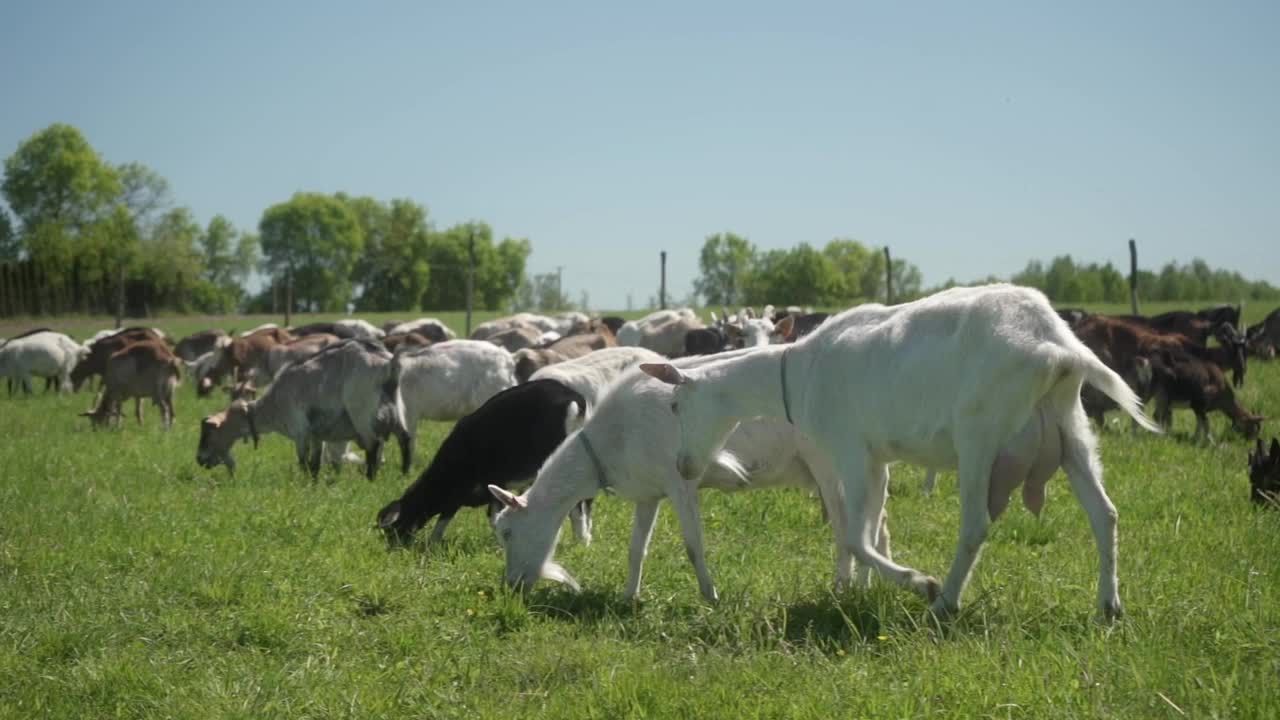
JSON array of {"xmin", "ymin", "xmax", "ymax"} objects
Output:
[{"xmin": 2, "ymin": 302, "xmax": 1279, "ymax": 718}]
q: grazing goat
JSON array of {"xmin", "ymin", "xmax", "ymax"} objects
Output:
[
  {"xmin": 71, "ymin": 327, "xmax": 166, "ymax": 391},
  {"xmin": 386, "ymin": 318, "xmax": 455, "ymax": 342},
  {"xmin": 513, "ymin": 327, "xmax": 618, "ymax": 383},
  {"xmin": 489, "ymin": 348, "xmax": 868, "ymax": 601},
  {"xmin": 1148, "ymin": 349, "xmax": 1263, "ymax": 442},
  {"xmin": 0, "ymin": 330, "xmax": 88, "ymax": 395},
  {"xmin": 382, "ymin": 332, "xmax": 432, "ymax": 352},
  {"xmin": 1117, "ymin": 305, "xmax": 1240, "ymax": 347},
  {"xmin": 80, "ymin": 340, "xmax": 182, "ymax": 429},
  {"xmin": 198, "ymin": 326, "xmax": 294, "ymax": 395},
  {"xmin": 639, "ymin": 284, "xmax": 1157, "ymax": 620},
  {"xmin": 1248, "ymin": 438, "xmax": 1280, "ymax": 507},
  {"xmin": 528, "ymin": 346, "xmax": 665, "ymax": 417},
  {"xmin": 395, "ymin": 340, "xmax": 517, "ymax": 461},
  {"xmin": 256, "ymin": 334, "xmax": 343, "ymax": 383},
  {"xmin": 378, "ymin": 380, "xmax": 595, "ymax": 546},
  {"xmin": 617, "ymin": 314, "xmax": 704, "ymax": 357},
  {"xmin": 486, "ymin": 326, "xmax": 543, "ymax": 352},
  {"xmin": 470, "ymin": 313, "xmax": 557, "ymax": 341},
  {"xmin": 174, "ymin": 329, "xmax": 230, "ymax": 362},
  {"xmin": 197, "ymin": 339, "xmax": 411, "ymax": 480},
  {"xmin": 1248, "ymin": 307, "xmax": 1280, "ymax": 358}
]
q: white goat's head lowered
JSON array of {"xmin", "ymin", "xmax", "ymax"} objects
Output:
[
  {"xmin": 487, "ymin": 485, "xmax": 581, "ymax": 593},
  {"xmin": 639, "ymin": 363, "xmax": 743, "ymax": 482}
]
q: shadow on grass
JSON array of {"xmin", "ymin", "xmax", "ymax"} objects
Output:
[{"xmin": 524, "ymin": 587, "xmax": 640, "ymax": 625}]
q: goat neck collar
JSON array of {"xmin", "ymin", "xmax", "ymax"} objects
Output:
[
  {"xmin": 578, "ymin": 431, "xmax": 611, "ymax": 492},
  {"xmin": 780, "ymin": 346, "xmax": 795, "ymax": 424}
]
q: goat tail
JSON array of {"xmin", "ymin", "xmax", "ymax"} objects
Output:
[
  {"xmin": 1072, "ymin": 348, "xmax": 1162, "ymax": 434},
  {"xmin": 169, "ymin": 355, "xmax": 184, "ymax": 380}
]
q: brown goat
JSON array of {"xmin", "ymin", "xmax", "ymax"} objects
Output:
[
  {"xmin": 80, "ymin": 340, "xmax": 182, "ymax": 429},
  {"xmin": 71, "ymin": 327, "xmax": 166, "ymax": 391},
  {"xmin": 1148, "ymin": 349, "xmax": 1263, "ymax": 442},
  {"xmin": 199, "ymin": 327, "xmax": 294, "ymax": 396}
]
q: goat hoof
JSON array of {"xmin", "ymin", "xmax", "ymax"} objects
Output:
[
  {"xmin": 927, "ymin": 596, "xmax": 959, "ymax": 622},
  {"xmin": 1099, "ymin": 597, "xmax": 1123, "ymax": 623}
]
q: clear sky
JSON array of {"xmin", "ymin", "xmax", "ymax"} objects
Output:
[{"xmin": 3, "ymin": 0, "xmax": 1277, "ymax": 310}]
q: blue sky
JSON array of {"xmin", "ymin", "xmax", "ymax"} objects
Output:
[{"xmin": 3, "ymin": 0, "xmax": 1277, "ymax": 309}]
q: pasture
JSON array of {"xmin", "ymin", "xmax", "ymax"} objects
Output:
[{"xmin": 2, "ymin": 304, "xmax": 1279, "ymax": 718}]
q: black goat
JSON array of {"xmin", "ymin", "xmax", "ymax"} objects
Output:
[{"xmin": 377, "ymin": 379, "xmax": 593, "ymax": 546}]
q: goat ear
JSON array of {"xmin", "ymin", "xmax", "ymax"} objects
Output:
[
  {"xmin": 639, "ymin": 362, "xmax": 688, "ymax": 386},
  {"xmin": 775, "ymin": 314, "xmax": 795, "ymax": 340},
  {"xmin": 488, "ymin": 484, "xmax": 526, "ymax": 509}
]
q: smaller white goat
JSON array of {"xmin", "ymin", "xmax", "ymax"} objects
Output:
[
  {"xmin": 0, "ymin": 331, "xmax": 87, "ymax": 393},
  {"xmin": 489, "ymin": 348, "xmax": 879, "ymax": 601}
]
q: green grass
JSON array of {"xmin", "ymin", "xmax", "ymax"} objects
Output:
[{"xmin": 2, "ymin": 305, "xmax": 1279, "ymax": 718}]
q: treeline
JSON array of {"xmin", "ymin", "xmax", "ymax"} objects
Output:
[
  {"xmin": 934, "ymin": 256, "xmax": 1280, "ymax": 304},
  {"xmin": 694, "ymin": 233, "xmax": 923, "ymax": 307},
  {"xmin": 694, "ymin": 231, "xmax": 1280, "ymax": 309},
  {"xmin": 0, "ymin": 123, "xmax": 533, "ymax": 317}
]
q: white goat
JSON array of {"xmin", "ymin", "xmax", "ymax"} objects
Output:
[
  {"xmin": 490, "ymin": 348, "xmax": 870, "ymax": 601},
  {"xmin": 471, "ymin": 313, "xmax": 558, "ymax": 341},
  {"xmin": 530, "ymin": 346, "xmax": 665, "ymax": 420},
  {"xmin": 640, "ymin": 284, "xmax": 1158, "ymax": 620},
  {"xmin": 197, "ymin": 339, "xmax": 411, "ymax": 479},
  {"xmin": 334, "ymin": 318, "xmax": 385, "ymax": 339},
  {"xmin": 617, "ymin": 312, "xmax": 704, "ymax": 357},
  {"xmin": 387, "ymin": 317, "xmax": 456, "ymax": 342},
  {"xmin": 397, "ymin": 340, "xmax": 517, "ymax": 428},
  {"xmin": 0, "ymin": 331, "xmax": 87, "ymax": 393}
]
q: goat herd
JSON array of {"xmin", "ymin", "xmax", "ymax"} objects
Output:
[{"xmin": 2, "ymin": 284, "xmax": 1279, "ymax": 620}]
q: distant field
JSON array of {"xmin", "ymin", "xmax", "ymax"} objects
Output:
[{"xmin": 1, "ymin": 299, "xmax": 1279, "ymax": 718}]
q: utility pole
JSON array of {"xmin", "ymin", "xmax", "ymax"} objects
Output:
[
  {"xmin": 284, "ymin": 264, "xmax": 293, "ymax": 327},
  {"xmin": 556, "ymin": 265, "xmax": 564, "ymax": 311},
  {"xmin": 884, "ymin": 246, "xmax": 894, "ymax": 304},
  {"xmin": 659, "ymin": 251, "xmax": 667, "ymax": 309},
  {"xmin": 465, "ymin": 229, "xmax": 477, "ymax": 335},
  {"xmin": 115, "ymin": 261, "xmax": 125, "ymax": 329},
  {"xmin": 1128, "ymin": 238, "xmax": 1139, "ymax": 315}
]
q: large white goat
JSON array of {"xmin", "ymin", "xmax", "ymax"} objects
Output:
[
  {"xmin": 639, "ymin": 284, "xmax": 1158, "ymax": 620},
  {"xmin": 489, "ymin": 348, "xmax": 868, "ymax": 601}
]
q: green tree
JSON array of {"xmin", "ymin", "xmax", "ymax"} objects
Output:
[
  {"xmin": 198, "ymin": 215, "xmax": 258, "ymax": 311},
  {"xmin": 421, "ymin": 222, "xmax": 528, "ymax": 310},
  {"xmin": 694, "ymin": 232, "xmax": 755, "ymax": 306},
  {"xmin": 2, "ymin": 123, "xmax": 120, "ymax": 231},
  {"xmin": 141, "ymin": 207, "xmax": 204, "ymax": 312},
  {"xmin": 0, "ymin": 206, "xmax": 17, "ymax": 261},
  {"xmin": 259, "ymin": 192, "xmax": 364, "ymax": 312},
  {"xmin": 744, "ymin": 243, "xmax": 843, "ymax": 306},
  {"xmin": 889, "ymin": 258, "xmax": 924, "ymax": 301},
  {"xmin": 344, "ymin": 195, "xmax": 433, "ymax": 312},
  {"xmin": 823, "ymin": 238, "xmax": 877, "ymax": 299},
  {"xmin": 2, "ymin": 124, "xmax": 122, "ymax": 309}
]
